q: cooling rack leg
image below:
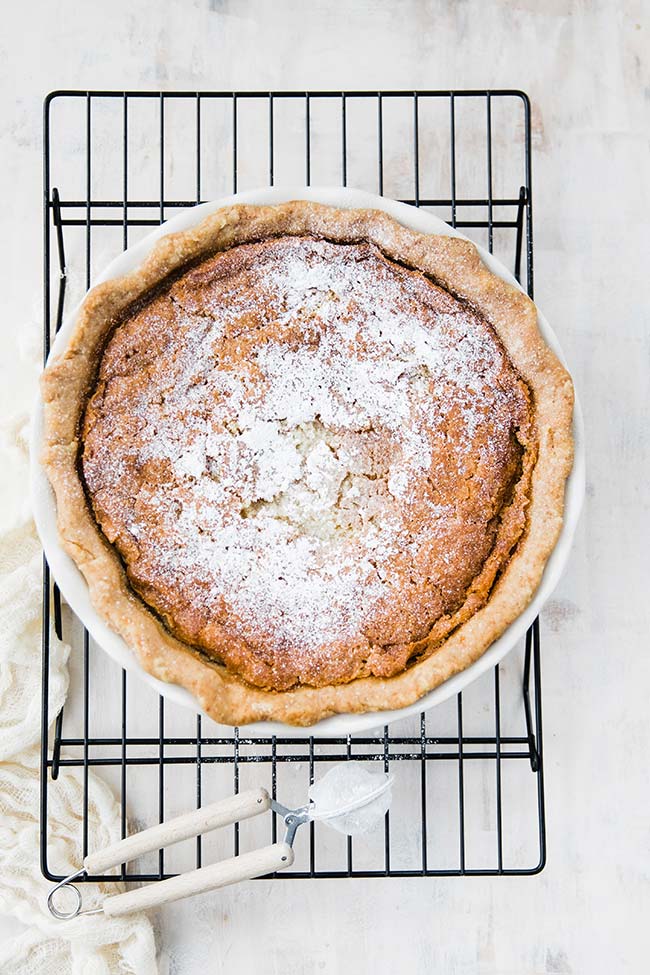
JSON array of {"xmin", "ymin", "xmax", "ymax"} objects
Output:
[
  {"xmin": 523, "ymin": 624, "xmax": 540, "ymax": 772},
  {"xmin": 514, "ymin": 185, "xmax": 526, "ymax": 284},
  {"xmin": 51, "ymin": 710, "xmax": 63, "ymax": 780}
]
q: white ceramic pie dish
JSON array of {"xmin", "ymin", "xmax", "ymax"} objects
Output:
[{"xmin": 31, "ymin": 186, "xmax": 585, "ymax": 737}]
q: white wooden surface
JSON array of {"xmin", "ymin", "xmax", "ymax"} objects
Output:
[{"xmin": 1, "ymin": 0, "xmax": 649, "ymax": 971}]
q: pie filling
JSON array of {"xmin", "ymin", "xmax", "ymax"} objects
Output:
[{"xmin": 81, "ymin": 235, "xmax": 536, "ymax": 692}]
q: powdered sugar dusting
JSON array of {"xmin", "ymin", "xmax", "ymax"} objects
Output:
[{"xmin": 83, "ymin": 236, "xmax": 529, "ymax": 679}]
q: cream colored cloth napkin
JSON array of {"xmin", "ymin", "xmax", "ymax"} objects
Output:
[{"xmin": 0, "ymin": 413, "xmax": 157, "ymax": 974}]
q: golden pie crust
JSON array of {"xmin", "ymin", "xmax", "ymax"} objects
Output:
[{"xmin": 41, "ymin": 202, "xmax": 574, "ymax": 726}]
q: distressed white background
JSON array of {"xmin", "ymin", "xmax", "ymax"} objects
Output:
[{"xmin": 1, "ymin": 1, "xmax": 649, "ymax": 972}]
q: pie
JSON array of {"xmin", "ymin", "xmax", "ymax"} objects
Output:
[{"xmin": 41, "ymin": 202, "xmax": 574, "ymax": 726}]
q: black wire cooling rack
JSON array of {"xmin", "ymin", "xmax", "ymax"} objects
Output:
[{"xmin": 41, "ymin": 89, "xmax": 545, "ymax": 883}]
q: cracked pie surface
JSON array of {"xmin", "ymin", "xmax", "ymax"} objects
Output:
[{"xmin": 41, "ymin": 202, "xmax": 574, "ymax": 725}]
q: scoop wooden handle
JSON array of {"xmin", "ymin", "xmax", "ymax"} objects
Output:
[
  {"xmin": 83, "ymin": 788, "xmax": 270, "ymax": 875},
  {"xmin": 102, "ymin": 842, "xmax": 294, "ymax": 917}
]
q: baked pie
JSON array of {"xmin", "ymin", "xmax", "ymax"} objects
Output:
[{"xmin": 41, "ymin": 202, "xmax": 574, "ymax": 725}]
